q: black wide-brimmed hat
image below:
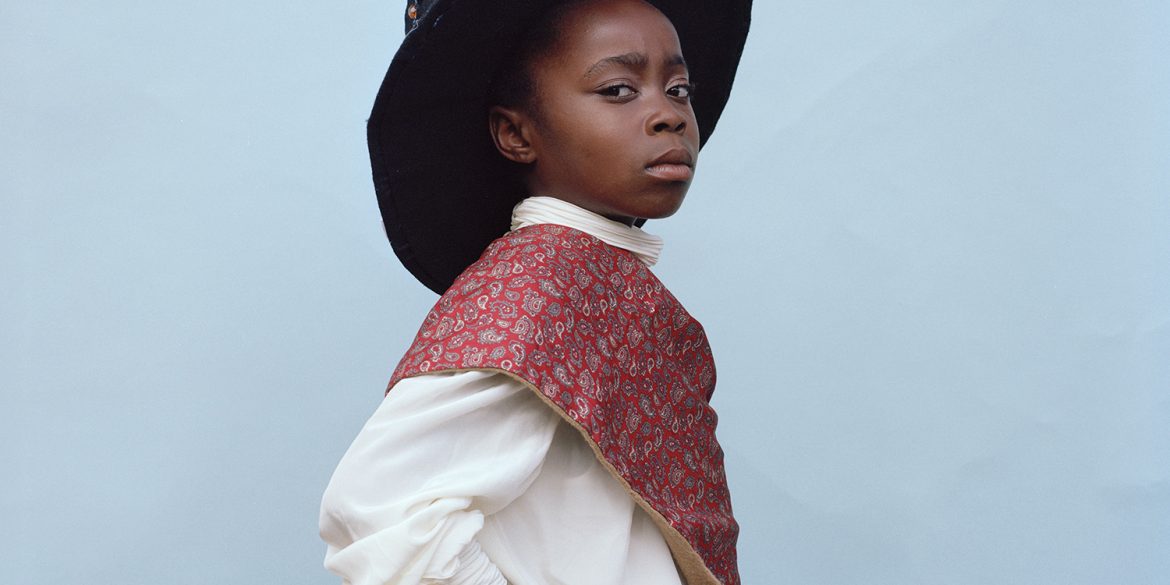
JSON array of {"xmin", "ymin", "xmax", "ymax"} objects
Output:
[{"xmin": 369, "ymin": 0, "xmax": 752, "ymax": 294}]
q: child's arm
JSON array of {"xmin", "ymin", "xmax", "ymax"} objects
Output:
[{"xmin": 319, "ymin": 370, "xmax": 559, "ymax": 585}]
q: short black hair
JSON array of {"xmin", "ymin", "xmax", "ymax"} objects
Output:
[{"xmin": 486, "ymin": 1, "xmax": 592, "ymax": 116}]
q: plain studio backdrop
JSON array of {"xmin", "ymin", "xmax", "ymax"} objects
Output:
[{"xmin": 2, "ymin": 1, "xmax": 1168, "ymax": 583}]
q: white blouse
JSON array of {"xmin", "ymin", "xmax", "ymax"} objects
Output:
[{"xmin": 319, "ymin": 197, "xmax": 683, "ymax": 585}]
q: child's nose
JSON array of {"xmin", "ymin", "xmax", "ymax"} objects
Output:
[{"xmin": 647, "ymin": 106, "xmax": 688, "ymax": 135}]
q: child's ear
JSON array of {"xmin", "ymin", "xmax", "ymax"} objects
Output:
[{"xmin": 488, "ymin": 106, "xmax": 537, "ymax": 165}]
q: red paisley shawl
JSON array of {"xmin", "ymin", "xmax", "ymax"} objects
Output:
[{"xmin": 388, "ymin": 223, "xmax": 740, "ymax": 585}]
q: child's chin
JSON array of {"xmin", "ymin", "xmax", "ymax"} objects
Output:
[
  {"xmin": 638, "ymin": 190, "xmax": 688, "ymax": 220},
  {"xmin": 636, "ymin": 205, "xmax": 684, "ymax": 222}
]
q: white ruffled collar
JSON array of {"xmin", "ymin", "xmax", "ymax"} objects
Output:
[{"xmin": 510, "ymin": 196, "xmax": 664, "ymax": 267}]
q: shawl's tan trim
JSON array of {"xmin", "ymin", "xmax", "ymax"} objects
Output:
[{"xmin": 390, "ymin": 367, "xmax": 721, "ymax": 585}]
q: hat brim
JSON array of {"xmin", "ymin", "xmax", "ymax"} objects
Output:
[{"xmin": 368, "ymin": 0, "xmax": 752, "ymax": 294}]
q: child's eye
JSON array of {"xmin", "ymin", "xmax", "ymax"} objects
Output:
[
  {"xmin": 667, "ymin": 82, "xmax": 695, "ymax": 99},
  {"xmin": 599, "ymin": 84, "xmax": 637, "ymax": 99}
]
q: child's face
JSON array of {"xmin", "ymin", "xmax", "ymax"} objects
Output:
[{"xmin": 491, "ymin": 0, "xmax": 700, "ymax": 225}]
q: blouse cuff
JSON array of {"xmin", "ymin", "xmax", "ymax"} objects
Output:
[{"xmin": 424, "ymin": 539, "xmax": 507, "ymax": 585}]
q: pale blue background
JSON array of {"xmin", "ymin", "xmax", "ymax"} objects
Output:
[{"xmin": 3, "ymin": 1, "xmax": 1168, "ymax": 583}]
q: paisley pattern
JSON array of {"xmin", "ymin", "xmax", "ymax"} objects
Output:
[{"xmin": 389, "ymin": 223, "xmax": 739, "ymax": 585}]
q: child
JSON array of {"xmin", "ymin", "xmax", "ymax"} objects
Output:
[{"xmin": 320, "ymin": 1, "xmax": 751, "ymax": 584}]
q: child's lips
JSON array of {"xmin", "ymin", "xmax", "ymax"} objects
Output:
[
  {"xmin": 645, "ymin": 163, "xmax": 694, "ymax": 181},
  {"xmin": 645, "ymin": 148, "xmax": 695, "ymax": 181}
]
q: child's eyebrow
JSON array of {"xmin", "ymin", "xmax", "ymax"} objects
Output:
[{"xmin": 583, "ymin": 52, "xmax": 688, "ymax": 79}]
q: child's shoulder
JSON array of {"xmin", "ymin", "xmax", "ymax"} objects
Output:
[{"xmin": 441, "ymin": 223, "xmax": 652, "ymax": 302}]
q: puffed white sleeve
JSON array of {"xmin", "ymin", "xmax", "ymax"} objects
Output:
[{"xmin": 319, "ymin": 370, "xmax": 561, "ymax": 585}]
